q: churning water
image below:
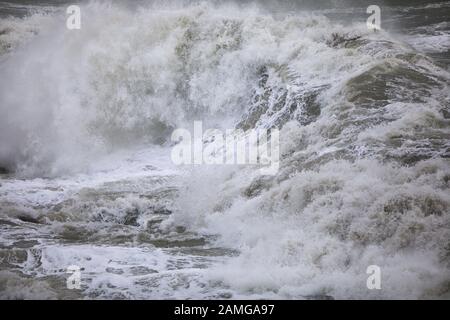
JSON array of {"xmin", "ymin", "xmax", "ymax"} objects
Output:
[{"xmin": 0, "ymin": 0, "xmax": 449, "ymax": 299}]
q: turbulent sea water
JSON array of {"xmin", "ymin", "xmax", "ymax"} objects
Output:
[{"xmin": 0, "ymin": 0, "xmax": 449, "ymax": 299}]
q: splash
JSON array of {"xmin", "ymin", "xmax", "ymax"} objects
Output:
[{"xmin": 0, "ymin": 0, "xmax": 449, "ymax": 299}]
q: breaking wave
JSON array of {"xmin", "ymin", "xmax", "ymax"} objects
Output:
[{"xmin": 0, "ymin": 0, "xmax": 449, "ymax": 299}]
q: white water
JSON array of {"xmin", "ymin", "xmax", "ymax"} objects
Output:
[{"xmin": 0, "ymin": 1, "xmax": 449, "ymax": 299}]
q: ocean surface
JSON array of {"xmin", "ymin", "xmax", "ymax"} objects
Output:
[{"xmin": 0, "ymin": 0, "xmax": 449, "ymax": 299}]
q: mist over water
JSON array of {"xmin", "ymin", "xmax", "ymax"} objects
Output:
[{"xmin": 0, "ymin": 0, "xmax": 449, "ymax": 299}]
